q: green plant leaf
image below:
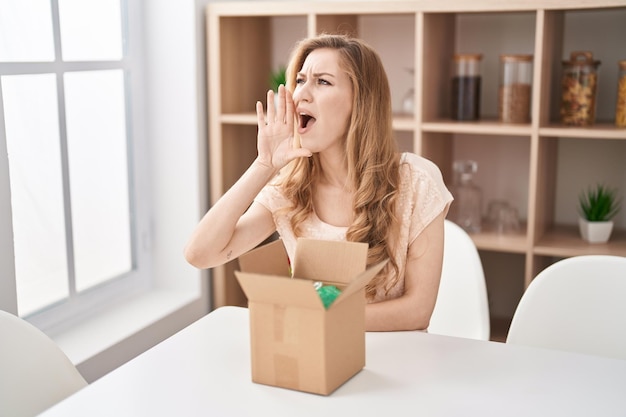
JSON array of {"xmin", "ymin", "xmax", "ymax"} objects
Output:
[
  {"xmin": 269, "ymin": 66, "xmax": 286, "ymax": 92},
  {"xmin": 578, "ymin": 184, "xmax": 622, "ymax": 221}
]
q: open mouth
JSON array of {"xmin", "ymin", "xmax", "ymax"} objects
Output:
[{"xmin": 299, "ymin": 113, "xmax": 316, "ymax": 130}]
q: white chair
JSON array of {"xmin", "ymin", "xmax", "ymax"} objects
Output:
[
  {"xmin": 428, "ymin": 220, "xmax": 491, "ymax": 340},
  {"xmin": 0, "ymin": 310, "xmax": 88, "ymax": 417},
  {"xmin": 506, "ymin": 255, "xmax": 626, "ymax": 360}
]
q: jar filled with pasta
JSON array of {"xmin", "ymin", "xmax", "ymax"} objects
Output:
[
  {"xmin": 499, "ymin": 54, "xmax": 533, "ymax": 124},
  {"xmin": 615, "ymin": 60, "xmax": 626, "ymax": 128},
  {"xmin": 560, "ymin": 51, "xmax": 601, "ymax": 126}
]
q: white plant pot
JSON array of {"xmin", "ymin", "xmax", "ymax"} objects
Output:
[{"xmin": 578, "ymin": 218, "xmax": 614, "ymax": 244}]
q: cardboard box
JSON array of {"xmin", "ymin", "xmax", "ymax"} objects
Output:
[{"xmin": 235, "ymin": 238, "xmax": 386, "ymax": 395}]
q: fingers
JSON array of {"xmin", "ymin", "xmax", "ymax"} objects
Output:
[
  {"xmin": 257, "ymin": 85, "xmax": 295, "ymax": 132},
  {"xmin": 266, "ymin": 89, "xmax": 275, "ymax": 123},
  {"xmin": 284, "ymin": 87, "xmax": 295, "ymax": 127},
  {"xmin": 277, "ymin": 85, "xmax": 295, "ymax": 126},
  {"xmin": 256, "ymin": 100, "xmax": 265, "ymax": 127},
  {"xmin": 271, "ymin": 85, "xmax": 289, "ymax": 124},
  {"xmin": 291, "ymin": 147, "xmax": 313, "ymax": 159}
]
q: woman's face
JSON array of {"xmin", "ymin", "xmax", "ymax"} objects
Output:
[{"xmin": 292, "ymin": 48, "xmax": 353, "ymax": 154}]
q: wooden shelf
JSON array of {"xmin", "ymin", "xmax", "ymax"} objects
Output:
[
  {"xmin": 392, "ymin": 115, "xmax": 416, "ymax": 131},
  {"xmin": 534, "ymin": 225, "xmax": 626, "ymax": 258},
  {"xmin": 222, "ymin": 113, "xmax": 421, "ymax": 131},
  {"xmin": 539, "ymin": 124, "xmax": 626, "ymax": 139},
  {"xmin": 220, "ymin": 113, "xmax": 257, "ymax": 125},
  {"xmin": 470, "ymin": 226, "xmax": 529, "ymax": 254},
  {"xmin": 422, "ymin": 120, "xmax": 533, "ymax": 136}
]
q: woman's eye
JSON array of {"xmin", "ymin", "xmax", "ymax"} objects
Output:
[
  {"xmin": 318, "ymin": 78, "xmax": 330, "ymax": 85},
  {"xmin": 295, "ymin": 78, "xmax": 305, "ymax": 85}
]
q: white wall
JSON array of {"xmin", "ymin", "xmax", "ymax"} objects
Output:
[
  {"xmin": 144, "ymin": 0, "xmax": 207, "ymax": 291},
  {"xmin": 0, "ymin": 107, "xmax": 17, "ymax": 313}
]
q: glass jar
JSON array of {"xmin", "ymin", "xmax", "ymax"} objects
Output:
[
  {"xmin": 499, "ymin": 54, "xmax": 533, "ymax": 124},
  {"xmin": 486, "ymin": 200, "xmax": 520, "ymax": 234},
  {"xmin": 560, "ymin": 51, "xmax": 601, "ymax": 126},
  {"xmin": 451, "ymin": 54, "xmax": 482, "ymax": 121},
  {"xmin": 616, "ymin": 60, "xmax": 626, "ymax": 128},
  {"xmin": 449, "ymin": 160, "xmax": 482, "ymax": 233}
]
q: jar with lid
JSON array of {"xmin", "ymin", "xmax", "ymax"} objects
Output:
[
  {"xmin": 560, "ymin": 51, "xmax": 601, "ymax": 126},
  {"xmin": 451, "ymin": 54, "xmax": 482, "ymax": 121},
  {"xmin": 616, "ymin": 60, "xmax": 626, "ymax": 128},
  {"xmin": 448, "ymin": 160, "xmax": 482, "ymax": 234},
  {"xmin": 499, "ymin": 54, "xmax": 533, "ymax": 124}
]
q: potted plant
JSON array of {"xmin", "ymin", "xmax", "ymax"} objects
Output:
[
  {"xmin": 269, "ymin": 66, "xmax": 286, "ymax": 93},
  {"xmin": 269, "ymin": 66, "xmax": 286, "ymax": 108},
  {"xmin": 578, "ymin": 183, "xmax": 621, "ymax": 243}
]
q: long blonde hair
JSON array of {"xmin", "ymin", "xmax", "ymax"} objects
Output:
[{"xmin": 280, "ymin": 34, "xmax": 400, "ymax": 300}]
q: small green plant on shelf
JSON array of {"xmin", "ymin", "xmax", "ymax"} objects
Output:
[
  {"xmin": 578, "ymin": 183, "xmax": 621, "ymax": 222},
  {"xmin": 578, "ymin": 183, "xmax": 622, "ymax": 244},
  {"xmin": 269, "ymin": 66, "xmax": 286, "ymax": 92}
]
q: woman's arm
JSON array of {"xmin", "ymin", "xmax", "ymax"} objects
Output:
[
  {"xmin": 184, "ymin": 86, "xmax": 311, "ymax": 269},
  {"xmin": 184, "ymin": 163, "xmax": 279, "ymax": 269},
  {"xmin": 365, "ymin": 211, "xmax": 446, "ymax": 331}
]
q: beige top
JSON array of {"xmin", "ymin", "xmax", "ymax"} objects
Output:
[{"xmin": 255, "ymin": 152, "xmax": 453, "ymax": 302}]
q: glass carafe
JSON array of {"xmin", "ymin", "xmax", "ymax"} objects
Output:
[{"xmin": 449, "ymin": 160, "xmax": 482, "ymax": 233}]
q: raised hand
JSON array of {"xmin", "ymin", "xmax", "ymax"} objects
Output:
[{"xmin": 255, "ymin": 84, "xmax": 312, "ymax": 170}]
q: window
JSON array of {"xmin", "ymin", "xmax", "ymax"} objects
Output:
[{"xmin": 0, "ymin": 0, "xmax": 150, "ymax": 329}]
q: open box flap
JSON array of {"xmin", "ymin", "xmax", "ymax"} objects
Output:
[
  {"xmin": 293, "ymin": 238, "xmax": 368, "ymax": 284},
  {"xmin": 238, "ymin": 239, "xmax": 290, "ymax": 276},
  {"xmin": 235, "ymin": 271, "xmax": 323, "ymax": 309},
  {"xmin": 330, "ymin": 260, "xmax": 387, "ymax": 308}
]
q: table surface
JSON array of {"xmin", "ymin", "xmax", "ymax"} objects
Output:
[{"xmin": 41, "ymin": 306, "xmax": 626, "ymax": 417}]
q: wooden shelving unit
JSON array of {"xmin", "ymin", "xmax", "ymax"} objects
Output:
[{"xmin": 206, "ymin": 1, "xmax": 626, "ymax": 309}]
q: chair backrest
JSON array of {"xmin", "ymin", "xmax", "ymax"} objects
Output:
[
  {"xmin": 428, "ymin": 220, "xmax": 490, "ymax": 340},
  {"xmin": 0, "ymin": 310, "xmax": 88, "ymax": 417},
  {"xmin": 506, "ymin": 255, "xmax": 626, "ymax": 360}
]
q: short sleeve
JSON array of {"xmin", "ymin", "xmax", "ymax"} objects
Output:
[
  {"xmin": 254, "ymin": 183, "xmax": 283, "ymax": 213},
  {"xmin": 253, "ymin": 183, "xmax": 299, "ymax": 262},
  {"xmin": 400, "ymin": 153, "xmax": 453, "ymax": 244}
]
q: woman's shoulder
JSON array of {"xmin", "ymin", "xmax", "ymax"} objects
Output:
[
  {"xmin": 255, "ymin": 181, "xmax": 289, "ymax": 211},
  {"xmin": 399, "ymin": 152, "xmax": 445, "ymax": 180}
]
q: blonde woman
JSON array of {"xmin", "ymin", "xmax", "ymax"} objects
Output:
[{"xmin": 185, "ymin": 34, "xmax": 453, "ymax": 331}]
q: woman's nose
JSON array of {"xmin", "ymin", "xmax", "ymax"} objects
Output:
[{"xmin": 293, "ymin": 80, "xmax": 311, "ymax": 103}]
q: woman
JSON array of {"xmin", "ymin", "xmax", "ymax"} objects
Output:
[{"xmin": 185, "ymin": 34, "xmax": 453, "ymax": 331}]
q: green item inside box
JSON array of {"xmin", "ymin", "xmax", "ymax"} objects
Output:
[{"xmin": 314, "ymin": 282, "xmax": 342, "ymax": 309}]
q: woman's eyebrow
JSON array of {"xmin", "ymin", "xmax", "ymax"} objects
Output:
[
  {"xmin": 297, "ymin": 71, "xmax": 335, "ymax": 78},
  {"xmin": 313, "ymin": 72, "xmax": 335, "ymax": 78}
]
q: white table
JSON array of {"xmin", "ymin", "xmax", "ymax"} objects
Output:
[{"xmin": 41, "ymin": 306, "xmax": 626, "ymax": 416}]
